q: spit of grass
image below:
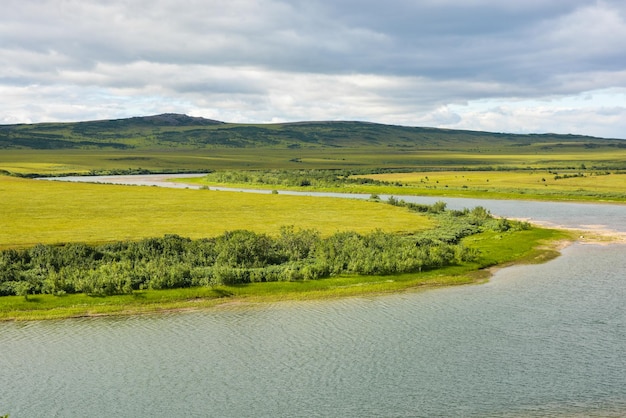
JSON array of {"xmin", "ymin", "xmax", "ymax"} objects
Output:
[
  {"xmin": 0, "ymin": 175, "xmax": 432, "ymax": 249},
  {"xmin": 182, "ymin": 168, "xmax": 626, "ymax": 203},
  {"xmin": 353, "ymin": 170, "xmax": 626, "ymax": 202},
  {"xmin": 0, "ymin": 226, "xmax": 571, "ymax": 321}
]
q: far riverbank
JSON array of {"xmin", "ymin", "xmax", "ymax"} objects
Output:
[{"xmin": 41, "ymin": 173, "xmax": 626, "ymax": 238}]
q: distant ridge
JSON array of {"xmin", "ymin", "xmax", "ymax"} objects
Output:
[
  {"xmin": 1, "ymin": 113, "xmax": 623, "ymax": 150},
  {"xmin": 71, "ymin": 113, "xmax": 225, "ymax": 128},
  {"xmin": 121, "ymin": 113, "xmax": 225, "ymax": 126}
]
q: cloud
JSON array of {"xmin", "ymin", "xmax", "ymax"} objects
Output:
[
  {"xmin": 433, "ymin": 88, "xmax": 626, "ymax": 138},
  {"xmin": 1, "ymin": 0, "xmax": 625, "ymax": 138}
]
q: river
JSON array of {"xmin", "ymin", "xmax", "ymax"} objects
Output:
[
  {"xmin": 2, "ymin": 174, "xmax": 624, "ymax": 417},
  {"xmin": 39, "ymin": 173, "xmax": 626, "ymax": 234}
]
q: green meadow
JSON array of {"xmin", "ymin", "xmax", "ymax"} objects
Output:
[
  {"xmin": 181, "ymin": 167, "xmax": 626, "ymax": 203},
  {"xmin": 0, "ymin": 222, "xmax": 569, "ymax": 321},
  {"xmin": 0, "ymin": 175, "xmax": 573, "ymax": 320},
  {"xmin": 2, "ymin": 145, "xmax": 626, "ymax": 176},
  {"xmin": 1, "ymin": 115, "xmax": 623, "ymax": 320},
  {"xmin": 2, "ymin": 116, "xmax": 626, "ymax": 177},
  {"xmin": 353, "ymin": 169, "xmax": 626, "ymax": 202},
  {"xmin": 0, "ymin": 176, "xmax": 432, "ymax": 249}
]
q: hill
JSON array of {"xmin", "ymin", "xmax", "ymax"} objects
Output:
[{"xmin": 1, "ymin": 113, "xmax": 623, "ymax": 151}]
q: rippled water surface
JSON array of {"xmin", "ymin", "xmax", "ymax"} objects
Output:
[
  {"xmin": 4, "ymin": 176, "xmax": 624, "ymax": 417},
  {"xmin": 2, "ymin": 243, "xmax": 625, "ymax": 417}
]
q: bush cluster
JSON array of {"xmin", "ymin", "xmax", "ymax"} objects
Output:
[
  {"xmin": 204, "ymin": 169, "xmax": 398, "ymax": 188},
  {"xmin": 0, "ymin": 203, "xmax": 527, "ymax": 297}
]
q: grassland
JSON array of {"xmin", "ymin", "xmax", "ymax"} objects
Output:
[
  {"xmin": 3, "ymin": 114, "xmax": 623, "ymax": 153},
  {"xmin": 0, "ymin": 174, "xmax": 575, "ymax": 321},
  {"xmin": 0, "ymin": 175, "xmax": 433, "ymax": 249},
  {"xmin": 353, "ymin": 170, "xmax": 626, "ymax": 202},
  {"xmin": 178, "ymin": 167, "xmax": 626, "ymax": 203},
  {"xmin": 2, "ymin": 146, "xmax": 626, "ymax": 176},
  {"xmin": 2, "ymin": 115, "xmax": 626, "ymax": 177},
  {"xmin": 0, "ymin": 225, "xmax": 571, "ymax": 321},
  {"xmin": 2, "ymin": 116, "xmax": 625, "ymax": 204},
  {"xmin": 1, "ymin": 114, "xmax": 622, "ymax": 320}
]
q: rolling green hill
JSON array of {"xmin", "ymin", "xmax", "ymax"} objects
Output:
[
  {"xmin": 2, "ymin": 114, "xmax": 625, "ymax": 176},
  {"xmin": 1, "ymin": 113, "xmax": 624, "ymax": 151}
]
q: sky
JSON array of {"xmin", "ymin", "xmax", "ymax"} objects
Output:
[{"xmin": 2, "ymin": 0, "xmax": 626, "ymax": 138}]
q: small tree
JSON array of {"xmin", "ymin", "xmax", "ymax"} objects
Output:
[
  {"xmin": 14, "ymin": 281, "xmax": 32, "ymax": 300},
  {"xmin": 429, "ymin": 201, "xmax": 447, "ymax": 213}
]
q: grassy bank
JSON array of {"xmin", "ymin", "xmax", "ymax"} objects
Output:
[
  {"xmin": 0, "ymin": 176, "xmax": 433, "ymax": 249},
  {"xmin": 354, "ymin": 170, "xmax": 626, "ymax": 203},
  {"xmin": 181, "ymin": 168, "xmax": 626, "ymax": 203},
  {"xmin": 0, "ymin": 171, "xmax": 591, "ymax": 322},
  {"xmin": 0, "ymin": 226, "xmax": 572, "ymax": 321}
]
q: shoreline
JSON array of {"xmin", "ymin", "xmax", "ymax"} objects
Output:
[
  {"xmin": 5, "ymin": 228, "xmax": 614, "ymax": 322},
  {"xmin": 524, "ymin": 222, "xmax": 626, "ymax": 245},
  {"xmin": 4, "ymin": 239, "xmax": 625, "ymax": 322},
  {"xmin": 38, "ymin": 173, "xmax": 626, "ymax": 205},
  {"xmin": 3, "ymin": 175, "xmax": 623, "ymax": 322}
]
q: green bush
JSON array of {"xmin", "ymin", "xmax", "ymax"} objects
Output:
[{"xmin": 0, "ymin": 202, "xmax": 526, "ymax": 295}]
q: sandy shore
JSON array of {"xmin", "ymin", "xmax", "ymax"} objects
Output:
[{"xmin": 519, "ymin": 219, "xmax": 626, "ymax": 245}]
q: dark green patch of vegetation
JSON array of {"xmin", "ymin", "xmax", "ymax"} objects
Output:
[
  {"xmin": 0, "ymin": 202, "xmax": 528, "ymax": 298},
  {"xmin": 203, "ymin": 168, "xmax": 399, "ymax": 188},
  {"xmin": 1, "ymin": 113, "xmax": 622, "ymax": 151}
]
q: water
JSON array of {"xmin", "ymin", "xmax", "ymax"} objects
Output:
[
  {"xmin": 41, "ymin": 173, "xmax": 626, "ymax": 233},
  {"xmin": 2, "ymin": 244, "xmax": 625, "ymax": 417},
  {"xmin": 3, "ymin": 175, "xmax": 623, "ymax": 417}
]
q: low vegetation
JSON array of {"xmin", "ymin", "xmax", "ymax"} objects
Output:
[
  {"xmin": 3, "ymin": 114, "xmax": 623, "ymax": 152},
  {"xmin": 354, "ymin": 169, "xmax": 626, "ymax": 202},
  {"xmin": 2, "ymin": 115, "xmax": 625, "ymax": 179},
  {"xmin": 184, "ymin": 167, "xmax": 626, "ymax": 203},
  {"xmin": 0, "ymin": 114, "xmax": 616, "ymax": 320},
  {"xmin": 0, "ymin": 200, "xmax": 566, "ymax": 321},
  {"xmin": 0, "ymin": 201, "xmax": 517, "ymax": 297},
  {"xmin": 0, "ymin": 176, "xmax": 431, "ymax": 249}
]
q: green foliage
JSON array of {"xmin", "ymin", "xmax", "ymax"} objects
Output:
[
  {"xmin": 202, "ymin": 169, "xmax": 395, "ymax": 189},
  {"xmin": 2, "ymin": 115, "xmax": 622, "ymax": 153},
  {"xmin": 0, "ymin": 227, "xmax": 572, "ymax": 321},
  {"xmin": 431, "ymin": 201, "xmax": 448, "ymax": 213},
  {"xmin": 0, "ymin": 202, "xmax": 527, "ymax": 297}
]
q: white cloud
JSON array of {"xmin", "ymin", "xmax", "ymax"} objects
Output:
[
  {"xmin": 437, "ymin": 89, "xmax": 626, "ymax": 138},
  {"xmin": 1, "ymin": 0, "xmax": 625, "ymax": 138}
]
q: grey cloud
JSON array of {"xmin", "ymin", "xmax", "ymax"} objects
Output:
[
  {"xmin": 1, "ymin": 0, "xmax": 626, "ymax": 137},
  {"xmin": 5, "ymin": 0, "xmax": 624, "ymax": 82}
]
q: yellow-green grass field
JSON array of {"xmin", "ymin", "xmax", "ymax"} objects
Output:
[
  {"xmin": 0, "ymin": 175, "xmax": 433, "ymax": 249},
  {"xmin": 2, "ymin": 146, "xmax": 626, "ymax": 176},
  {"xmin": 0, "ymin": 174, "xmax": 577, "ymax": 321},
  {"xmin": 180, "ymin": 168, "xmax": 626, "ymax": 203},
  {"xmin": 353, "ymin": 170, "xmax": 626, "ymax": 202}
]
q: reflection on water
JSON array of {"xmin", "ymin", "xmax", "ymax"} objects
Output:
[{"xmin": 2, "ymin": 243, "xmax": 625, "ymax": 417}]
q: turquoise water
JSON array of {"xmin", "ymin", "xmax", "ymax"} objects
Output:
[{"xmin": 1, "ymin": 243, "xmax": 625, "ymax": 417}]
